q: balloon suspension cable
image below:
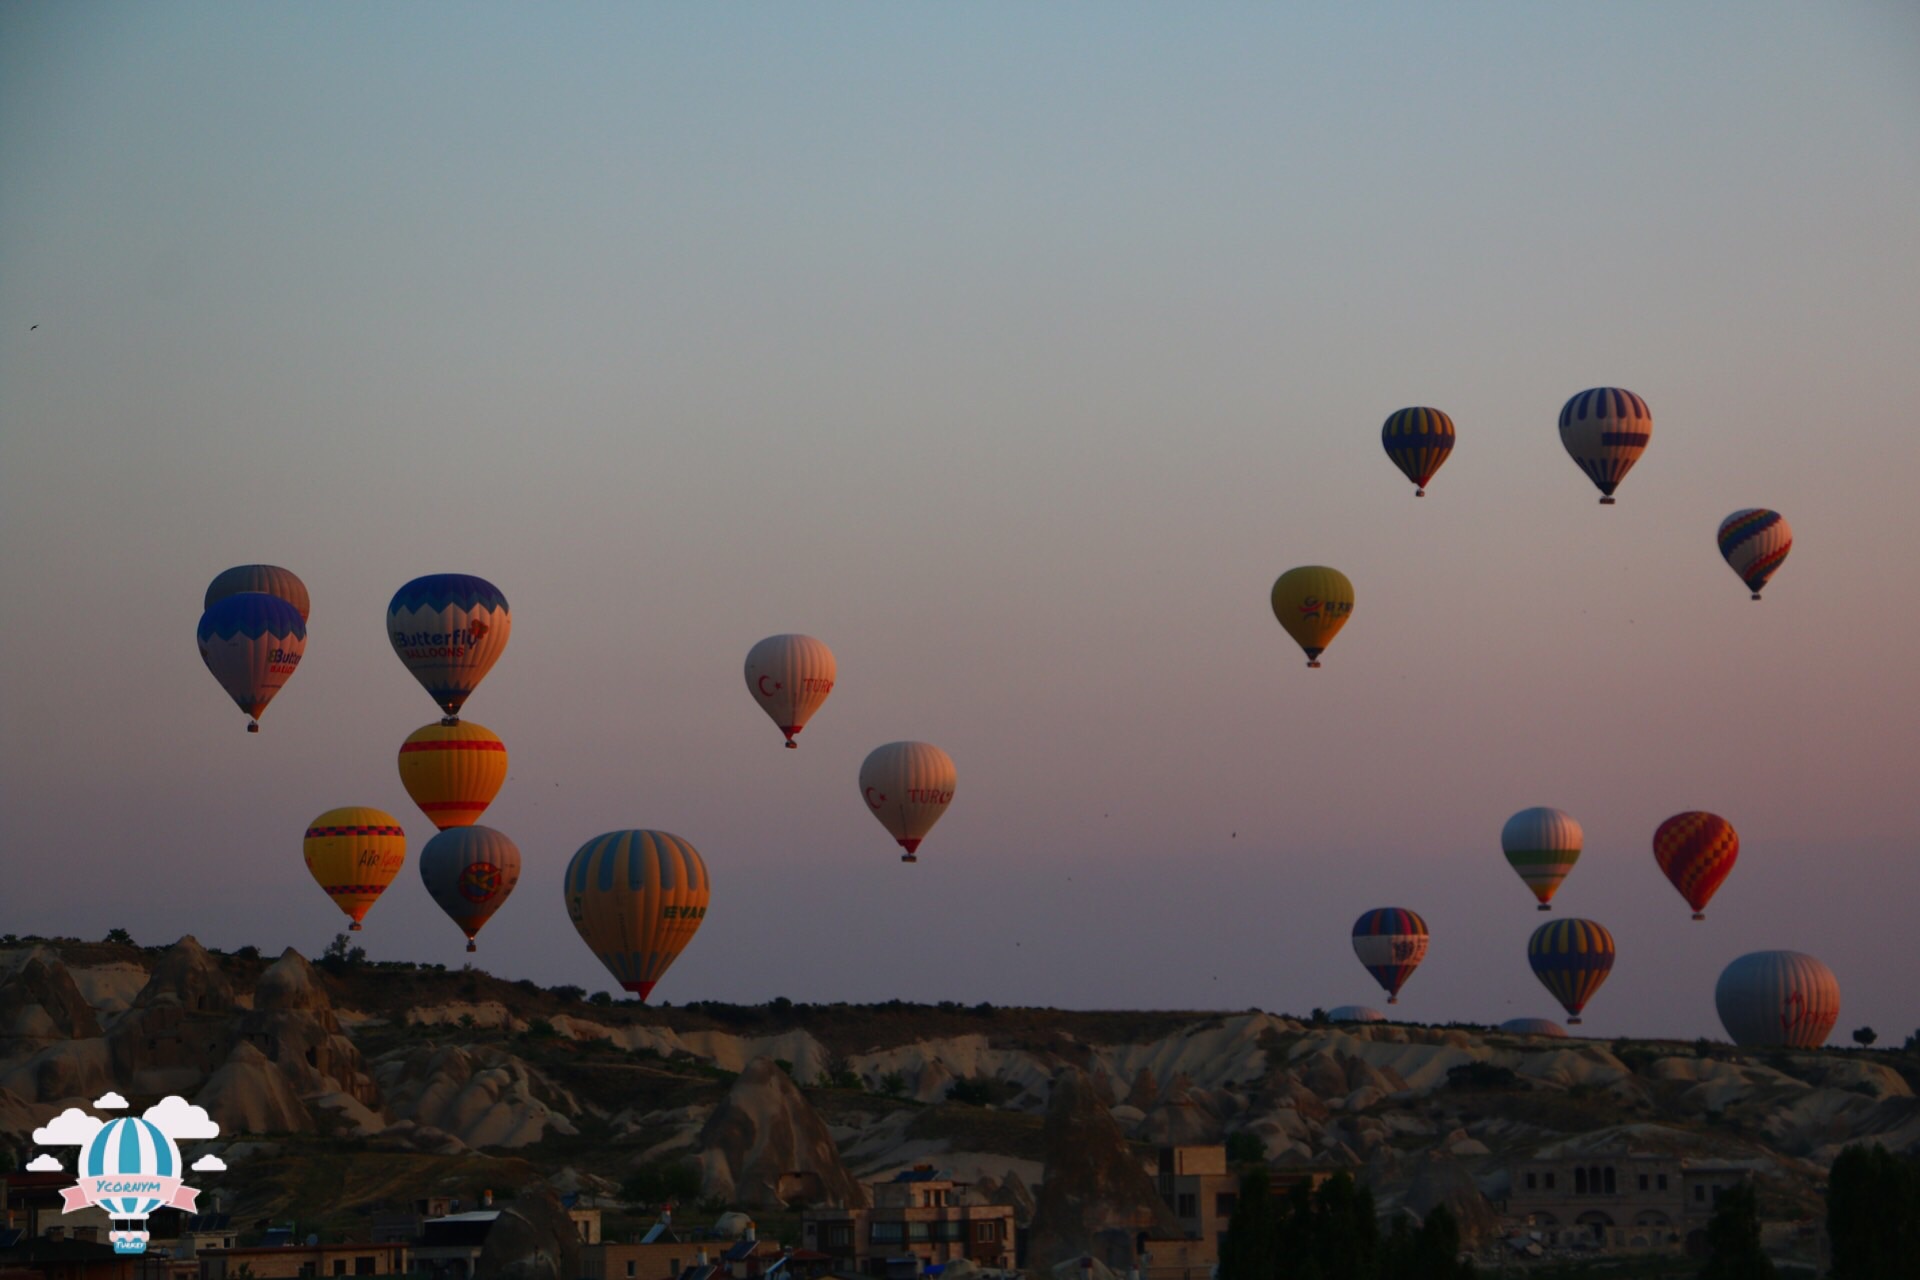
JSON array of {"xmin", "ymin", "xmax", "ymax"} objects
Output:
[{"xmin": 247, "ymin": 721, "xmax": 260, "ymax": 733}]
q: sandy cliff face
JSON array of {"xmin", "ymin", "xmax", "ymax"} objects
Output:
[
  {"xmin": 698, "ymin": 1055, "xmax": 865, "ymax": 1209},
  {"xmin": 1028, "ymin": 1068, "xmax": 1180, "ymax": 1271},
  {"xmin": 372, "ymin": 1043, "xmax": 579, "ymax": 1149}
]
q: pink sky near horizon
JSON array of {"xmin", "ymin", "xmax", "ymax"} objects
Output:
[{"xmin": 2, "ymin": 3, "xmax": 1917, "ymax": 1042}]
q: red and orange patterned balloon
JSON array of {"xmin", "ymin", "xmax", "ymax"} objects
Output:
[{"xmin": 1652, "ymin": 811, "xmax": 1738, "ymax": 920}]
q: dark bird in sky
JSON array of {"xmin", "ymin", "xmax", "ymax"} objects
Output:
[{"xmin": 29, "ymin": 325, "xmax": 37, "ymax": 331}]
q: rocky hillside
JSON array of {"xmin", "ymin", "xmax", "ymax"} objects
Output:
[{"xmin": 4, "ymin": 938, "xmax": 1917, "ymax": 1252}]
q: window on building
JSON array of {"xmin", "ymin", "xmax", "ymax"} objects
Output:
[
  {"xmin": 930, "ymin": 1222, "xmax": 961, "ymax": 1242},
  {"xmin": 1545, "ymin": 1173, "xmax": 1555, "ymax": 1190},
  {"xmin": 357, "ymin": 1259, "xmax": 376, "ymax": 1276},
  {"xmin": 1526, "ymin": 1173, "xmax": 1537, "ymax": 1190},
  {"xmin": 1658, "ymin": 1175, "xmax": 1668, "ymax": 1192},
  {"xmin": 1214, "ymin": 1194, "xmax": 1237, "ymax": 1219},
  {"xmin": 627, "ymin": 1262, "xmax": 636, "ymax": 1278},
  {"xmin": 334, "ymin": 1259, "xmax": 348, "ymax": 1276},
  {"xmin": 1604, "ymin": 1168, "xmax": 1616, "ymax": 1195},
  {"xmin": 827, "ymin": 1226, "xmax": 853, "ymax": 1248},
  {"xmin": 299, "ymin": 1265, "xmax": 316, "ymax": 1279},
  {"xmin": 1638, "ymin": 1175, "xmax": 1648, "ymax": 1191},
  {"xmin": 973, "ymin": 1223, "xmax": 998, "ymax": 1242},
  {"xmin": 1176, "ymin": 1194, "xmax": 1197, "ymax": 1219},
  {"xmin": 908, "ymin": 1222, "xmax": 931, "ymax": 1242},
  {"xmin": 870, "ymin": 1223, "xmax": 905, "ymax": 1245},
  {"xmin": 1575, "ymin": 1169, "xmax": 1587, "ymax": 1194}
]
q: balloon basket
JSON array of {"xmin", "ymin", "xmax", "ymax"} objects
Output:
[
  {"xmin": 1751, "ymin": 593, "xmax": 1762, "ymax": 601},
  {"xmin": 784, "ymin": 741, "xmax": 797, "ymax": 750},
  {"xmin": 1599, "ymin": 497, "xmax": 1616, "ymax": 505},
  {"xmin": 348, "ymin": 922, "xmax": 362, "ymax": 932},
  {"xmin": 441, "ymin": 716, "xmax": 461, "ymax": 727},
  {"xmin": 466, "ymin": 941, "xmax": 477, "ymax": 952},
  {"xmin": 1568, "ymin": 1017, "xmax": 1582, "ymax": 1025},
  {"xmin": 1538, "ymin": 903, "xmax": 1551, "ymax": 911},
  {"xmin": 247, "ymin": 721, "xmax": 260, "ymax": 733},
  {"xmin": 1414, "ymin": 489, "xmax": 1425, "ymax": 497},
  {"xmin": 901, "ymin": 854, "xmax": 917, "ymax": 863},
  {"xmin": 1306, "ymin": 660, "xmax": 1321, "ymax": 669},
  {"xmin": 1386, "ymin": 996, "xmax": 1397, "ymax": 1005},
  {"xmin": 1692, "ymin": 912, "xmax": 1705, "ymax": 921}
]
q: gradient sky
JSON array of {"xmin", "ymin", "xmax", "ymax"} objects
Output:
[{"xmin": 3, "ymin": 3, "xmax": 1917, "ymax": 1043}]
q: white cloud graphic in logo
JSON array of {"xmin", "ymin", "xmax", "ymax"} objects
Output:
[
  {"xmin": 93, "ymin": 1091, "xmax": 130, "ymax": 1110},
  {"xmin": 144, "ymin": 1096, "xmax": 220, "ymax": 1141},
  {"xmin": 32, "ymin": 1107, "xmax": 104, "ymax": 1147},
  {"xmin": 26, "ymin": 1154, "xmax": 64, "ymax": 1172},
  {"xmin": 191, "ymin": 1155, "xmax": 228, "ymax": 1172}
]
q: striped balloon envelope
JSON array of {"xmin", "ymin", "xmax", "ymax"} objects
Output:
[
  {"xmin": 1558, "ymin": 387, "xmax": 1651, "ymax": 504},
  {"xmin": 82, "ymin": 1116, "xmax": 181, "ymax": 1224},
  {"xmin": 859, "ymin": 741, "xmax": 957, "ymax": 862},
  {"xmin": 744, "ymin": 634, "xmax": 837, "ymax": 748},
  {"xmin": 1717, "ymin": 509, "xmax": 1792, "ymax": 600},
  {"xmin": 563, "ymin": 830, "xmax": 710, "ymax": 1001},
  {"xmin": 387, "ymin": 574, "xmax": 511, "ymax": 719},
  {"xmin": 1715, "ymin": 950, "xmax": 1839, "ymax": 1048},
  {"xmin": 196, "ymin": 592, "xmax": 306, "ymax": 732},
  {"xmin": 1350, "ymin": 907, "xmax": 1429, "ymax": 1004},
  {"xmin": 1501, "ymin": 807, "xmax": 1583, "ymax": 910},
  {"xmin": 205, "ymin": 564, "xmax": 310, "ymax": 621},
  {"xmin": 1652, "ymin": 811, "xmax": 1739, "ymax": 920},
  {"xmin": 420, "ymin": 825, "xmax": 521, "ymax": 952},
  {"xmin": 1270, "ymin": 566, "xmax": 1355, "ymax": 668},
  {"xmin": 302, "ymin": 807, "xmax": 407, "ymax": 931},
  {"xmin": 1527, "ymin": 918, "xmax": 1615, "ymax": 1025},
  {"xmin": 1380, "ymin": 406, "xmax": 1455, "ymax": 496},
  {"xmin": 398, "ymin": 720, "xmax": 509, "ymax": 829}
]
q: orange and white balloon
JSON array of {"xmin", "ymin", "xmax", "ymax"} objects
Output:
[
  {"xmin": 744, "ymin": 634, "xmax": 836, "ymax": 748},
  {"xmin": 859, "ymin": 741, "xmax": 956, "ymax": 862}
]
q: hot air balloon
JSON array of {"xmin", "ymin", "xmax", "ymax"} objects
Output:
[
  {"xmin": 302, "ymin": 807, "xmax": 407, "ymax": 931},
  {"xmin": 387, "ymin": 574, "xmax": 511, "ymax": 720},
  {"xmin": 1715, "ymin": 950, "xmax": 1840, "ymax": 1049},
  {"xmin": 1559, "ymin": 387, "xmax": 1651, "ymax": 504},
  {"xmin": 419, "ymin": 825, "xmax": 520, "ymax": 952},
  {"xmin": 1380, "ymin": 407, "xmax": 1455, "ymax": 497},
  {"xmin": 1652, "ymin": 811, "xmax": 1738, "ymax": 920},
  {"xmin": 1501, "ymin": 807, "xmax": 1583, "ymax": 910},
  {"xmin": 398, "ymin": 720, "xmax": 508, "ymax": 829},
  {"xmin": 1717, "ymin": 509, "xmax": 1792, "ymax": 600},
  {"xmin": 1270, "ymin": 566, "xmax": 1354, "ymax": 668},
  {"xmin": 197, "ymin": 592, "xmax": 306, "ymax": 732},
  {"xmin": 859, "ymin": 741, "xmax": 956, "ymax": 862},
  {"xmin": 205, "ymin": 564, "xmax": 310, "ymax": 621},
  {"xmin": 1498, "ymin": 1017, "xmax": 1568, "ymax": 1038},
  {"xmin": 1527, "ymin": 918, "xmax": 1615, "ymax": 1025},
  {"xmin": 82, "ymin": 1115, "xmax": 182, "ymax": 1251},
  {"xmin": 1350, "ymin": 908, "xmax": 1429, "ymax": 1004},
  {"xmin": 563, "ymin": 830, "xmax": 710, "ymax": 1000},
  {"xmin": 1327, "ymin": 1005, "xmax": 1387, "ymax": 1023},
  {"xmin": 744, "ymin": 634, "xmax": 836, "ymax": 748}
]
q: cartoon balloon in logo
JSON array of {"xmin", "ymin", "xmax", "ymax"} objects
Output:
[
  {"xmin": 1714, "ymin": 950, "xmax": 1839, "ymax": 1049},
  {"xmin": 81, "ymin": 1116, "xmax": 184, "ymax": 1250},
  {"xmin": 1652, "ymin": 811, "xmax": 1739, "ymax": 920},
  {"xmin": 197, "ymin": 592, "xmax": 307, "ymax": 732},
  {"xmin": 302, "ymin": 807, "xmax": 407, "ymax": 931},
  {"xmin": 1559, "ymin": 387, "xmax": 1651, "ymax": 504},
  {"xmin": 1380, "ymin": 407, "xmax": 1455, "ymax": 497},
  {"xmin": 1527, "ymin": 918, "xmax": 1615, "ymax": 1025},
  {"xmin": 563, "ymin": 829, "xmax": 710, "ymax": 1001},
  {"xmin": 1350, "ymin": 907, "xmax": 1429, "ymax": 1004},
  {"xmin": 387, "ymin": 574, "xmax": 511, "ymax": 720},
  {"xmin": 205, "ymin": 564, "xmax": 310, "ymax": 622},
  {"xmin": 1502, "ymin": 807, "xmax": 1583, "ymax": 910},
  {"xmin": 1270, "ymin": 566, "xmax": 1354, "ymax": 668},
  {"xmin": 1717, "ymin": 509, "xmax": 1792, "ymax": 600},
  {"xmin": 744, "ymin": 634, "xmax": 836, "ymax": 748},
  {"xmin": 859, "ymin": 741, "xmax": 957, "ymax": 862},
  {"xmin": 397, "ymin": 720, "xmax": 508, "ymax": 829},
  {"xmin": 419, "ymin": 825, "xmax": 520, "ymax": 952}
]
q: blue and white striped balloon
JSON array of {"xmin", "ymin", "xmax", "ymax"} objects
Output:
[{"xmin": 83, "ymin": 1117, "xmax": 180, "ymax": 1220}]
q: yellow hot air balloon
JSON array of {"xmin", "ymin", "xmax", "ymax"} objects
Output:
[
  {"xmin": 302, "ymin": 807, "xmax": 407, "ymax": 931},
  {"xmin": 1270, "ymin": 566, "xmax": 1354, "ymax": 668},
  {"xmin": 563, "ymin": 830, "xmax": 710, "ymax": 1001},
  {"xmin": 397, "ymin": 720, "xmax": 509, "ymax": 830},
  {"xmin": 859, "ymin": 741, "xmax": 957, "ymax": 862}
]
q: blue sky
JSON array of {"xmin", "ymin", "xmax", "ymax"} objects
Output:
[{"xmin": 2, "ymin": 3, "xmax": 1917, "ymax": 1041}]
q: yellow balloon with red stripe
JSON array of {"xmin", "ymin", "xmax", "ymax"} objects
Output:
[
  {"xmin": 398, "ymin": 721, "xmax": 509, "ymax": 829},
  {"xmin": 1270, "ymin": 566, "xmax": 1355, "ymax": 668},
  {"xmin": 303, "ymin": 807, "xmax": 407, "ymax": 931}
]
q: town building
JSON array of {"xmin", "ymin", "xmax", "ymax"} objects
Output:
[
  {"xmin": 800, "ymin": 1169, "xmax": 1016, "ymax": 1276},
  {"xmin": 1502, "ymin": 1149, "xmax": 1756, "ymax": 1255},
  {"xmin": 1141, "ymin": 1146, "xmax": 1333, "ymax": 1280},
  {"xmin": 194, "ymin": 1241, "xmax": 406, "ymax": 1280}
]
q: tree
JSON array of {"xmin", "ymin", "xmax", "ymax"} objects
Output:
[
  {"xmin": 103, "ymin": 927, "xmax": 134, "ymax": 946},
  {"xmin": 880, "ymin": 1071, "xmax": 905, "ymax": 1098},
  {"xmin": 1828, "ymin": 1143, "xmax": 1920, "ymax": 1279},
  {"xmin": 1852, "ymin": 1026, "xmax": 1877, "ymax": 1048},
  {"xmin": 1225, "ymin": 1131, "xmax": 1266, "ymax": 1166},
  {"xmin": 1218, "ymin": 1167, "xmax": 1278, "ymax": 1280},
  {"xmin": 1698, "ymin": 1181, "xmax": 1775, "ymax": 1279},
  {"xmin": 319, "ymin": 933, "xmax": 365, "ymax": 972}
]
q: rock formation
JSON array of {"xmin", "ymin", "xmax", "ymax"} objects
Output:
[
  {"xmin": 0, "ymin": 948, "xmax": 102, "ymax": 1047},
  {"xmin": 194, "ymin": 1041, "xmax": 313, "ymax": 1133},
  {"xmin": 697, "ymin": 1056, "xmax": 864, "ymax": 1209},
  {"xmin": 108, "ymin": 937, "xmax": 238, "ymax": 1096},
  {"xmin": 372, "ymin": 1044, "xmax": 578, "ymax": 1149},
  {"xmin": 235, "ymin": 949, "xmax": 380, "ymax": 1108},
  {"xmin": 1028, "ymin": 1067, "xmax": 1179, "ymax": 1271}
]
